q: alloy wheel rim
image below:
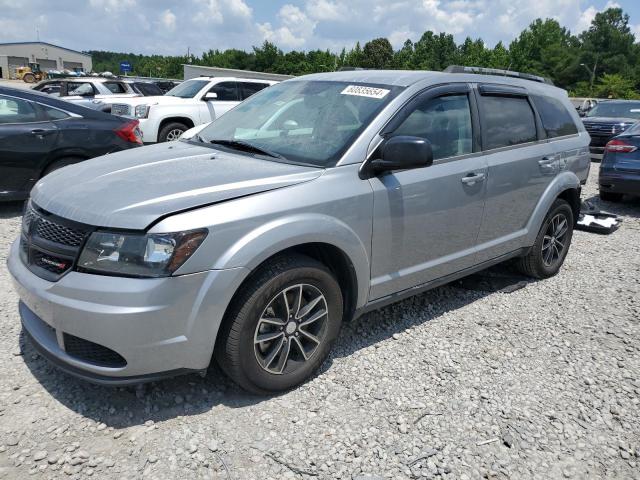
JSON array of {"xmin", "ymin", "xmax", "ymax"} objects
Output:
[
  {"xmin": 542, "ymin": 213, "xmax": 569, "ymax": 267},
  {"xmin": 254, "ymin": 284, "xmax": 328, "ymax": 375},
  {"xmin": 166, "ymin": 129, "xmax": 183, "ymax": 141}
]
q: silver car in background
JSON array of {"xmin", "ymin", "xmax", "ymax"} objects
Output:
[{"xmin": 8, "ymin": 68, "xmax": 590, "ymax": 393}]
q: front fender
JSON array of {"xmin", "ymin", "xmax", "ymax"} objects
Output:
[
  {"xmin": 212, "ymin": 214, "xmax": 371, "ymax": 309},
  {"xmin": 524, "ymin": 171, "xmax": 580, "ymax": 246}
]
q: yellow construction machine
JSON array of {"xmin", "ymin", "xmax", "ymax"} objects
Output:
[{"xmin": 16, "ymin": 63, "xmax": 47, "ymax": 83}]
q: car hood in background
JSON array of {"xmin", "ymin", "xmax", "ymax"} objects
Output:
[
  {"xmin": 110, "ymin": 95, "xmax": 197, "ymax": 107},
  {"xmin": 31, "ymin": 141, "xmax": 323, "ymax": 230},
  {"xmin": 582, "ymin": 116, "xmax": 638, "ymax": 124}
]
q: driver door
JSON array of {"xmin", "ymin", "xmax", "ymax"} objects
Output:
[
  {"xmin": 201, "ymin": 81, "xmax": 240, "ymax": 122},
  {"xmin": 369, "ymin": 84, "xmax": 488, "ymax": 300}
]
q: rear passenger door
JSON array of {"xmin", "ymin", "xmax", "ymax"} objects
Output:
[
  {"xmin": 474, "ymin": 84, "xmax": 557, "ymax": 262},
  {"xmin": 369, "ymin": 84, "xmax": 488, "ymax": 300}
]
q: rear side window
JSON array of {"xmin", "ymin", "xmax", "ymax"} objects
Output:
[
  {"xmin": 0, "ymin": 95, "xmax": 39, "ymax": 124},
  {"xmin": 480, "ymin": 95, "xmax": 537, "ymax": 150},
  {"xmin": 66, "ymin": 82, "xmax": 95, "ymax": 96},
  {"xmin": 209, "ymin": 82, "xmax": 239, "ymax": 101},
  {"xmin": 41, "ymin": 105, "xmax": 71, "ymax": 121},
  {"xmin": 133, "ymin": 82, "xmax": 163, "ymax": 96},
  {"xmin": 533, "ymin": 95, "xmax": 578, "ymax": 138},
  {"xmin": 240, "ymin": 82, "xmax": 269, "ymax": 100},
  {"xmin": 104, "ymin": 82, "xmax": 127, "ymax": 94}
]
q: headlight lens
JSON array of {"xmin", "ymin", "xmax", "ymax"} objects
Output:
[
  {"xmin": 134, "ymin": 104, "xmax": 150, "ymax": 119},
  {"xmin": 77, "ymin": 229, "xmax": 207, "ymax": 277}
]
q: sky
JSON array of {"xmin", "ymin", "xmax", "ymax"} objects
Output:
[{"xmin": 0, "ymin": 0, "xmax": 639, "ymax": 56}]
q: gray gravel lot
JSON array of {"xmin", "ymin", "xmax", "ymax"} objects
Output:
[{"xmin": 0, "ymin": 168, "xmax": 638, "ymax": 479}]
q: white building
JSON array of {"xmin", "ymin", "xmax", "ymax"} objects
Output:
[{"xmin": 0, "ymin": 42, "xmax": 93, "ymax": 79}]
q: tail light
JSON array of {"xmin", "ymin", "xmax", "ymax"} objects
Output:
[
  {"xmin": 114, "ymin": 119, "xmax": 143, "ymax": 144},
  {"xmin": 605, "ymin": 139, "xmax": 637, "ymax": 153}
]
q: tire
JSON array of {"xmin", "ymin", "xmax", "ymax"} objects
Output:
[
  {"xmin": 599, "ymin": 191, "xmax": 623, "ymax": 202},
  {"xmin": 215, "ymin": 254, "xmax": 343, "ymax": 394},
  {"xmin": 42, "ymin": 157, "xmax": 84, "ymax": 177},
  {"xmin": 517, "ymin": 199, "xmax": 574, "ymax": 279},
  {"xmin": 23, "ymin": 73, "xmax": 36, "ymax": 83},
  {"xmin": 158, "ymin": 122, "xmax": 188, "ymax": 142}
]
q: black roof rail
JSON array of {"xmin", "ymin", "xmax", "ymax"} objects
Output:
[{"xmin": 443, "ymin": 65, "xmax": 554, "ymax": 85}]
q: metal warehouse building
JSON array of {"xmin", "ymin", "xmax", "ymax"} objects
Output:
[{"xmin": 0, "ymin": 42, "xmax": 92, "ymax": 79}]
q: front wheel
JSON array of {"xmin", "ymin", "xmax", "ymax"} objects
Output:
[
  {"xmin": 215, "ymin": 254, "xmax": 343, "ymax": 394},
  {"xmin": 517, "ymin": 199, "xmax": 574, "ymax": 279},
  {"xmin": 158, "ymin": 122, "xmax": 188, "ymax": 142}
]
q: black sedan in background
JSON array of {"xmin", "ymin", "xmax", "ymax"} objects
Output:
[
  {"xmin": 600, "ymin": 122, "xmax": 640, "ymax": 202},
  {"xmin": 582, "ymin": 100, "xmax": 640, "ymax": 161},
  {"xmin": 0, "ymin": 86, "xmax": 142, "ymax": 201}
]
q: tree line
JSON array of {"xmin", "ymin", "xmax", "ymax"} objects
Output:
[{"xmin": 89, "ymin": 7, "xmax": 640, "ymax": 98}]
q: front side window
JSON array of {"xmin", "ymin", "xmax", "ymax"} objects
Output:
[
  {"xmin": 481, "ymin": 95, "xmax": 537, "ymax": 150},
  {"xmin": 165, "ymin": 79, "xmax": 209, "ymax": 98},
  {"xmin": 392, "ymin": 94, "xmax": 473, "ymax": 160},
  {"xmin": 533, "ymin": 95, "xmax": 578, "ymax": 138},
  {"xmin": 197, "ymin": 80, "xmax": 402, "ymax": 167},
  {"xmin": 0, "ymin": 95, "xmax": 39, "ymax": 124},
  {"xmin": 209, "ymin": 82, "xmax": 239, "ymax": 101},
  {"xmin": 66, "ymin": 82, "xmax": 95, "ymax": 97}
]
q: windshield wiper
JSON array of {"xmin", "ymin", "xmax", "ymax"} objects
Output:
[{"xmin": 208, "ymin": 139, "xmax": 286, "ymax": 160}]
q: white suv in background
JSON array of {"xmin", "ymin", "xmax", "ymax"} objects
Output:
[{"xmin": 110, "ymin": 77, "xmax": 277, "ymax": 143}]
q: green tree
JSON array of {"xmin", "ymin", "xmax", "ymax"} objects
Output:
[
  {"xmin": 361, "ymin": 38, "xmax": 394, "ymax": 69},
  {"xmin": 594, "ymin": 73, "xmax": 639, "ymax": 99}
]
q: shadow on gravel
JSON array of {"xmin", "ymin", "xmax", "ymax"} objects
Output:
[
  {"xmin": 584, "ymin": 194, "xmax": 640, "ymax": 219},
  {"xmin": 19, "ymin": 331, "xmax": 267, "ymax": 429},
  {"xmin": 19, "ymin": 263, "xmax": 533, "ymax": 429},
  {"xmin": 0, "ymin": 201, "xmax": 25, "ymax": 219}
]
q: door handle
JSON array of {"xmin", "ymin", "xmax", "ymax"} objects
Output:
[
  {"xmin": 538, "ymin": 155, "xmax": 558, "ymax": 166},
  {"xmin": 30, "ymin": 129, "xmax": 54, "ymax": 137},
  {"xmin": 461, "ymin": 172, "xmax": 486, "ymax": 185}
]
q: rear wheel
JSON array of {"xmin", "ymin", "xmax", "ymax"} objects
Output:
[
  {"xmin": 517, "ymin": 199, "xmax": 574, "ymax": 279},
  {"xmin": 599, "ymin": 191, "xmax": 623, "ymax": 202},
  {"xmin": 158, "ymin": 122, "xmax": 188, "ymax": 142},
  {"xmin": 215, "ymin": 254, "xmax": 343, "ymax": 394},
  {"xmin": 22, "ymin": 73, "xmax": 36, "ymax": 83}
]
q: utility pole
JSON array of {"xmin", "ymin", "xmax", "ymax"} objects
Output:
[{"xmin": 580, "ymin": 57, "xmax": 598, "ymax": 95}]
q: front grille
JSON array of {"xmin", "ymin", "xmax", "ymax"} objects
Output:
[
  {"xmin": 111, "ymin": 104, "xmax": 131, "ymax": 116},
  {"xmin": 63, "ymin": 333, "xmax": 127, "ymax": 368},
  {"xmin": 583, "ymin": 122, "xmax": 630, "ymax": 137},
  {"xmin": 20, "ymin": 202, "xmax": 92, "ymax": 281},
  {"xmin": 35, "ymin": 217, "xmax": 86, "ymax": 247}
]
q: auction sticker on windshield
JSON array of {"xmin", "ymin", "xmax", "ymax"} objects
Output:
[{"xmin": 341, "ymin": 85, "xmax": 390, "ymax": 99}]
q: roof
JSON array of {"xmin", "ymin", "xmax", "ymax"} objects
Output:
[
  {"xmin": 299, "ymin": 69, "xmax": 567, "ymax": 95},
  {"xmin": 0, "ymin": 42, "xmax": 91, "ymax": 58}
]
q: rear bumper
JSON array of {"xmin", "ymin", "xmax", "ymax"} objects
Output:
[{"xmin": 599, "ymin": 171, "xmax": 640, "ymax": 195}]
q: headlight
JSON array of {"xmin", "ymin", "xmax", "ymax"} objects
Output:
[
  {"xmin": 77, "ymin": 229, "xmax": 207, "ymax": 277},
  {"xmin": 134, "ymin": 104, "xmax": 150, "ymax": 119}
]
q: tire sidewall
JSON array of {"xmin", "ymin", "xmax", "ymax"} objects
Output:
[
  {"xmin": 535, "ymin": 201, "xmax": 574, "ymax": 277},
  {"xmin": 236, "ymin": 266, "xmax": 343, "ymax": 393},
  {"xmin": 159, "ymin": 123, "xmax": 187, "ymax": 142}
]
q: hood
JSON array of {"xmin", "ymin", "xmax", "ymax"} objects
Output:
[
  {"xmin": 31, "ymin": 141, "xmax": 323, "ymax": 230},
  {"xmin": 582, "ymin": 116, "xmax": 637, "ymax": 124}
]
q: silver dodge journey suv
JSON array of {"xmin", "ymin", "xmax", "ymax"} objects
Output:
[{"xmin": 9, "ymin": 67, "xmax": 590, "ymax": 393}]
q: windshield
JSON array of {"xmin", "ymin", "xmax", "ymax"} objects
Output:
[
  {"xmin": 586, "ymin": 102, "xmax": 640, "ymax": 119},
  {"xmin": 196, "ymin": 80, "xmax": 403, "ymax": 167},
  {"xmin": 165, "ymin": 79, "xmax": 208, "ymax": 98}
]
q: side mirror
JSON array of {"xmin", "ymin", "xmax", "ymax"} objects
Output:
[
  {"xmin": 363, "ymin": 136, "xmax": 433, "ymax": 178},
  {"xmin": 203, "ymin": 92, "xmax": 218, "ymax": 101},
  {"xmin": 579, "ymin": 110, "xmax": 586, "ymax": 117}
]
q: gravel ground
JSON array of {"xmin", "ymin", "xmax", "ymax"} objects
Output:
[{"xmin": 0, "ymin": 167, "xmax": 638, "ymax": 480}]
